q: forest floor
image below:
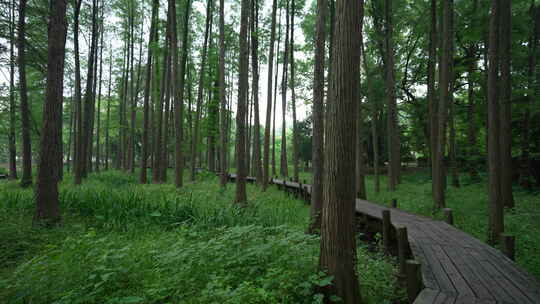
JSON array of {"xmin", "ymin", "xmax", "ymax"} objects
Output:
[
  {"xmin": 0, "ymin": 171, "xmax": 405, "ymax": 304},
  {"xmin": 300, "ymin": 169, "xmax": 540, "ymax": 280}
]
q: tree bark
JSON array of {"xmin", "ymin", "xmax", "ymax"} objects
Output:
[
  {"xmin": 251, "ymin": 0, "xmax": 262, "ymax": 184},
  {"xmin": 174, "ymin": 0, "xmax": 192, "ymax": 188},
  {"xmin": 499, "ymin": 0, "xmax": 513, "ymax": 208},
  {"xmin": 18, "ymin": 0, "xmax": 32, "ymax": 187},
  {"xmin": 95, "ymin": 8, "xmax": 104, "ymax": 172},
  {"xmin": 272, "ymin": 8, "xmax": 282, "ymax": 177},
  {"xmin": 141, "ymin": 0, "xmax": 159, "ymax": 184},
  {"xmin": 290, "ymin": 0, "xmax": 299, "ymax": 182},
  {"xmin": 34, "ymin": 0, "xmax": 68, "ymax": 226},
  {"xmin": 308, "ymin": 0, "xmax": 327, "ymax": 234},
  {"xmin": 434, "ymin": 0, "xmax": 452, "ymax": 209},
  {"xmin": 487, "ymin": 0, "xmax": 504, "ymax": 244},
  {"xmin": 262, "ymin": 0, "xmax": 278, "ymax": 189},
  {"xmin": 219, "ymin": 0, "xmax": 228, "ymax": 187},
  {"xmin": 384, "ymin": 0, "xmax": 399, "ymax": 192},
  {"xmin": 8, "ymin": 0, "xmax": 17, "ymax": 180},
  {"xmin": 235, "ymin": 0, "xmax": 250, "ymax": 205},
  {"xmin": 105, "ymin": 45, "xmax": 112, "ymax": 170},
  {"xmin": 81, "ymin": 0, "xmax": 99, "ymax": 179},
  {"xmin": 280, "ymin": 0, "xmax": 290, "ymax": 178},
  {"xmin": 319, "ymin": 0, "xmax": 363, "ymax": 301}
]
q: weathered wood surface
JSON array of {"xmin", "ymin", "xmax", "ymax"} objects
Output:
[{"xmin": 248, "ymin": 176, "xmax": 540, "ymax": 304}]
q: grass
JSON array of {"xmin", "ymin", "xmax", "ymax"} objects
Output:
[{"xmin": 0, "ymin": 170, "xmax": 405, "ymax": 304}]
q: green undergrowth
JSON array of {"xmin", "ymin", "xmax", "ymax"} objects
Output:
[
  {"xmin": 0, "ymin": 171, "xmax": 404, "ymax": 304},
  {"xmin": 362, "ymin": 170, "xmax": 540, "ymax": 279}
]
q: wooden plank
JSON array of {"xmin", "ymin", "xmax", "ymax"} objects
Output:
[
  {"xmin": 421, "ymin": 245, "xmax": 457, "ymax": 294},
  {"xmin": 442, "ymin": 245, "xmax": 497, "ymax": 302},
  {"xmin": 464, "ymin": 247, "xmax": 534, "ymax": 304},
  {"xmin": 413, "ymin": 288, "xmax": 440, "ymax": 304},
  {"xmin": 410, "ymin": 242, "xmax": 441, "ymax": 290},
  {"xmin": 431, "ymin": 244, "xmax": 475, "ymax": 296}
]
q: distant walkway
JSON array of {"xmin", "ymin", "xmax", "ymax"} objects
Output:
[{"xmin": 227, "ymin": 174, "xmax": 540, "ymax": 304}]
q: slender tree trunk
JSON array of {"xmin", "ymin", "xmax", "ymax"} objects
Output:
[
  {"xmin": 18, "ymin": 0, "xmax": 32, "ymax": 187},
  {"xmin": 487, "ymin": 0, "xmax": 504, "ymax": 244},
  {"xmin": 81, "ymin": 0, "xmax": 99, "ymax": 179},
  {"xmin": 105, "ymin": 46, "xmax": 112, "ymax": 170},
  {"xmin": 434, "ymin": 0, "xmax": 452, "ymax": 209},
  {"xmin": 235, "ymin": 0, "xmax": 249, "ymax": 205},
  {"xmin": 191, "ymin": 0, "xmax": 213, "ymax": 181},
  {"xmin": 499, "ymin": 0, "xmax": 514, "ymax": 208},
  {"xmin": 141, "ymin": 0, "xmax": 159, "ymax": 184},
  {"xmin": 319, "ymin": 0, "xmax": 363, "ymax": 301},
  {"xmin": 280, "ymin": 0, "xmax": 290, "ymax": 177},
  {"xmin": 251, "ymin": 0, "xmax": 262, "ymax": 184},
  {"xmin": 290, "ymin": 0, "xmax": 299, "ymax": 182},
  {"xmin": 308, "ymin": 0, "xmax": 326, "ymax": 234},
  {"xmin": 219, "ymin": 0, "xmax": 229, "ymax": 187},
  {"xmin": 153, "ymin": 34, "xmax": 169, "ymax": 183},
  {"xmin": 428, "ymin": 0, "xmax": 438, "ymax": 188},
  {"xmin": 466, "ymin": 0, "xmax": 479, "ymax": 181},
  {"xmin": 263, "ymin": 0, "xmax": 278, "ymax": 189},
  {"xmin": 448, "ymin": 1, "xmax": 459, "ymax": 188},
  {"xmin": 175, "ymin": 0, "xmax": 191, "ymax": 188},
  {"xmin": 127, "ymin": 2, "xmax": 136, "ymax": 173},
  {"xmin": 8, "ymin": 0, "xmax": 17, "ymax": 180},
  {"xmin": 95, "ymin": 11, "xmax": 104, "ymax": 172},
  {"xmin": 272, "ymin": 8, "xmax": 282, "ymax": 177},
  {"xmin": 34, "ymin": 0, "xmax": 68, "ymax": 226},
  {"xmin": 384, "ymin": 0, "xmax": 399, "ymax": 191}
]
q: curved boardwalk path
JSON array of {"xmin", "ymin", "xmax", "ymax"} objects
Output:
[{"xmin": 227, "ymin": 174, "xmax": 540, "ymax": 304}]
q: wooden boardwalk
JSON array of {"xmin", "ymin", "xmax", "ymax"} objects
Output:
[{"xmin": 227, "ymin": 174, "xmax": 540, "ymax": 304}]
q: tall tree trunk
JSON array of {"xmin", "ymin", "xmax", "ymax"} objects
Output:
[
  {"xmin": 219, "ymin": 0, "xmax": 229, "ymax": 187},
  {"xmin": 95, "ymin": 9, "xmax": 104, "ymax": 172},
  {"xmin": 235, "ymin": 0, "xmax": 249, "ymax": 205},
  {"xmin": 153, "ymin": 32, "xmax": 168, "ymax": 183},
  {"xmin": 141, "ymin": 0, "xmax": 159, "ymax": 184},
  {"xmin": 251, "ymin": 0, "xmax": 262, "ymax": 184},
  {"xmin": 466, "ymin": 0, "xmax": 479, "ymax": 181},
  {"xmin": 434, "ymin": 0, "xmax": 452, "ymax": 209},
  {"xmin": 487, "ymin": 0, "xmax": 504, "ymax": 244},
  {"xmin": 499, "ymin": 0, "xmax": 513, "ymax": 208},
  {"xmin": 8, "ymin": 0, "xmax": 17, "ymax": 180},
  {"xmin": 263, "ymin": 0, "xmax": 278, "ymax": 189},
  {"xmin": 81, "ymin": 0, "xmax": 99, "ymax": 179},
  {"xmin": 174, "ymin": 0, "xmax": 191, "ymax": 188},
  {"xmin": 18, "ymin": 0, "xmax": 32, "ymax": 187},
  {"xmin": 448, "ymin": 0, "xmax": 459, "ymax": 188},
  {"xmin": 191, "ymin": 0, "xmax": 214, "ymax": 181},
  {"xmin": 127, "ymin": 1, "xmax": 136, "ymax": 173},
  {"xmin": 384, "ymin": 0, "xmax": 399, "ymax": 192},
  {"xmin": 35, "ymin": 0, "xmax": 68, "ymax": 226},
  {"xmin": 272, "ymin": 8, "xmax": 282, "ymax": 177},
  {"xmin": 74, "ymin": 0, "xmax": 84, "ymax": 183},
  {"xmin": 290, "ymin": 0, "xmax": 299, "ymax": 182},
  {"xmin": 308, "ymin": 0, "xmax": 326, "ymax": 234},
  {"xmin": 319, "ymin": 0, "xmax": 363, "ymax": 301},
  {"xmin": 280, "ymin": 0, "xmax": 290, "ymax": 178},
  {"xmin": 105, "ymin": 46, "xmax": 112, "ymax": 170}
]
